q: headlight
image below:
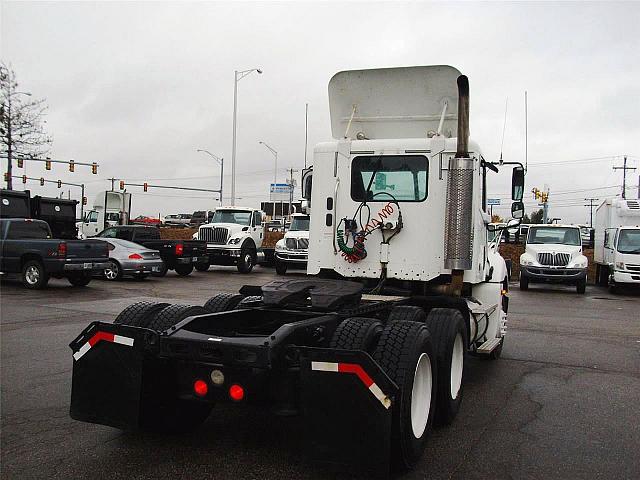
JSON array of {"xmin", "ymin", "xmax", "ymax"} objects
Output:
[
  {"xmin": 520, "ymin": 257, "xmax": 534, "ymax": 266},
  {"xmin": 572, "ymin": 260, "xmax": 587, "ymax": 268},
  {"xmin": 615, "ymin": 261, "xmax": 625, "ymax": 271},
  {"xmin": 227, "ymin": 237, "xmax": 242, "ymax": 245},
  {"xmin": 275, "ymin": 242, "xmax": 286, "ymax": 251}
]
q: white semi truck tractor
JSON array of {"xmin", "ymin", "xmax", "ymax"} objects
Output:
[
  {"xmin": 69, "ymin": 66, "xmax": 525, "ymax": 475},
  {"xmin": 594, "ymin": 198, "xmax": 640, "ymax": 292}
]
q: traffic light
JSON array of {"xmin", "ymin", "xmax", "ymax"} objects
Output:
[
  {"xmin": 40, "ymin": 177, "xmax": 45, "ymax": 186},
  {"xmin": 143, "ymin": 182, "xmax": 148, "ymax": 192},
  {"xmin": 22, "ymin": 175, "xmax": 27, "ymax": 184},
  {"xmin": 57, "ymin": 180, "xmax": 62, "ymax": 188},
  {"xmin": 119, "ymin": 180, "xmax": 125, "ymax": 190},
  {"xmin": 91, "ymin": 162, "xmax": 98, "ymax": 175},
  {"xmin": 69, "ymin": 160, "xmax": 75, "ymax": 172},
  {"xmin": 45, "ymin": 158, "xmax": 52, "ymax": 170},
  {"xmin": 82, "ymin": 196, "xmax": 87, "ymax": 205},
  {"xmin": 17, "ymin": 158, "xmax": 23, "ymax": 168}
]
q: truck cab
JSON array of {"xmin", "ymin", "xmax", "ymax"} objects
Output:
[
  {"xmin": 195, "ymin": 207, "xmax": 265, "ymax": 273},
  {"xmin": 274, "ymin": 213, "xmax": 310, "ymax": 274},
  {"xmin": 78, "ymin": 191, "xmax": 132, "ymax": 238},
  {"xmin": 519, "ymin": 224, "xmax": 588, "ymax": 293}
]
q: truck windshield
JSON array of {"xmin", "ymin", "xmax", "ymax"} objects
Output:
[
  {"xmin": 289, "ymin": 216, "xmax": 310, "ymax": 232},
  {"xmin": 351, "ymin": 155, "xmax": 428, "ymax": 202},
  {"xmin": 617, "ymin": 229, "xmax": 640, "ymax": 254},
  {"xmin": 527, "ymin": 227, "xmax": 581, "ymax": 246},
  {"xmin": 211, "ymin": 210, "xmax": 252, "ymax": 225}
]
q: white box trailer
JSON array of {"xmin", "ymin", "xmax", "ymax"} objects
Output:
[{"xmin": 594, "ymin": 198, "xmax": 640, "ymax": 291}]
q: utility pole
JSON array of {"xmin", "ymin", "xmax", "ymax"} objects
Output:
[
  {"xmin": 613, "ymin": 156, "xmax": 636, "ymax": 199},
  {"xmin": 584, "ymin": 197, "xmax": 599, "ymax": 226}
]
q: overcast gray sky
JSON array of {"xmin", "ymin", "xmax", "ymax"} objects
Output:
[{"xmin": 2, "ymin": 1, "xmax": 639, "ymax": 223}]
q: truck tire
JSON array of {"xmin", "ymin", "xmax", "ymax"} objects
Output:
[
  {"xmin": 373, "ymin": 321, "xmax": 437, "ymax": 471},
  {"xmin": 148, "ymin": 304, "xmax": 208, "ymax": 332},
  {"xmin": 114, "ymin": 301, "xmax": 171, "ymax": 328},
  {"xmin": 275, "ymin": 259, "xmax": 288, "ymax": 275},
  {"xmin": 203, "ymin": 293, "xmax": 245, "ymax": 313},
  {"xmin": 576, "ymin": 278, "xmax": 586, "ymax": 294},
  {"xmin": 151, "ymin": 263, "xmax": 168, "ymax": 277},
  {"xmin": 237, "ymin": 247, "xmax": 256, "ymax": 274},
  {"xmin": 519, "ymin": 273, "xmax": 529, "ymax": 291},
  {"xmin": 424, "ymin": 308, "xmax": 467, "ymax": 426},
  {"xmin": 104, "ymin": 260, "xmax": 123, "ymax": 281},
  {"xmin": 387, "ymin": 306, "xmax": 426, "ymax": 323},
  {"xmin": 67, "ymin": 273, "xmax": 92, "ymax": 287},
  {"xmin": 329, "ymin": 317, "xmax": 383, "ymax": 353},
  {"xmin": 234, "ymin": 296, "xmax": 263, "ymax": 309},
  {"xmin": 21, "ymin": 260, "xmax": 49, "ymax": 289},
  {"xmin": 174, "ymin": 264, "xmax": 194, "ymax": 276},
  {"xmin": 194, "ymin": 262, "xmax": 210, "ymax": 272}
]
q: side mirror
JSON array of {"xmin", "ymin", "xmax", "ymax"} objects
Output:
[
  {"xmin": 511, "ymin": 166, "xmax": 525, "ymax": 201},
  {"xmin": 511, "ymin": 201, "xmax": 524, "ymax": 219},
  {"xmin": 506, "ymin": 218, "xmax": 520, "ymax": 228}
]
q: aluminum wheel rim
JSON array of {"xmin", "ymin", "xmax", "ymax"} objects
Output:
[
  {"xmin": 410, "ymin": 352, "xmax": 432, "ymax": 439},
  {"xmin": 245, "ymin": 254, "xmax": 252, "ymax": 267},
  {"xmin": 104, "ymin": 263, "xmax": 118, "ymax": 280},
  {"xmin": 450, "ymin": 333, "xmax": 464, "ymax": 400},
  {"xmin": 25, "ymin": 265, "xmax": 40, "ymax": 285}
]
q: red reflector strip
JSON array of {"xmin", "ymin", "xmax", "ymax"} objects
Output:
[
  {"xmin": 311, "ymin": 361, "xmax": 391, "ymax": 409},
  {"xmin": 73, "ymin": 331, "xmax": 134, "ymax": 361}
]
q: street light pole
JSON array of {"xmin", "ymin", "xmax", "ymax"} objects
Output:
[
  {"xmin": 197, "ymin": 149, "xmax": 224, "ymax": 206},
  {"xmin": 231, "ymin": 68, "xmax": 262, "ymax": 206},
  {"xmin": 259, "ymin": 141, "xmax": 278, "ymax": 185}
]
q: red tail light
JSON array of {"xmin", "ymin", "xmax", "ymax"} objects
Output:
[
  {"xmin": 57, "ymin": 242, "xmax": 67, "ymax": 257},
  {"xmin": 175, "ymin": 243, "xmax": 184, "ymax": 256},
  {"xmin": 128, "ymin": 253, "xmax": 143, "ymax": 259},
  {"xmin": 193, "ymin": 379, "xmax": 208, "ymax": 397},
  {"xmin": 229, "ymin": 384, "xmax": 244, "ymax": 402}
]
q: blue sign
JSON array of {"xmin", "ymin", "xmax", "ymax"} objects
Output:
[{"xmin": 487, "ymin": 198, "xmax": 501, "ymax": 206}]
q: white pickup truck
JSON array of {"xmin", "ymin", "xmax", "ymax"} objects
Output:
[
  {"xmin": 194, "ymin": 207, "xmax": 265, "ymax": 273},
  {"xmin": 274, "ymin": 213, "xmax": 310, "ymax": 274},
  {"xmin": 519, "ymin": 224, "xmax": 588, "ymax": 293}
]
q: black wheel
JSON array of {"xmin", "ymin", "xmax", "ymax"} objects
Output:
[
  {"xmin": 67, "ymin": 273, "xmax": 92, "ymax": 287},
  {"xmin": 174, "ymin": 264, "xmax": 194, "ymax": 276},
  {"xmin": 114, "ymin": 301, "xmax": 171, "ymax": 327},
  {"xmin": 194, "ymin": 262, "xmax": 210, "ymax": 272},
  {"xmin": 576, "ymin": 277, "xmax": 586, "ymax": 294},
  {"xmin": 203, "ymin": 293, "xmax": 245, "ymax": 313},
  {"xmin": 133, "ymin": 273, "xmax": 149, "ymax": 281},
  {"xmin": 234, "ymin": 296, "xmax": 263, "ymax": 309},
  {"xmin": 104, "ymin": 260, "xmax": 123, "ymax": 281},
  {"xmin": 519, "ymin": 273, "xmax": 529, "ymax": 291},
  {"xmin": 151, "ymin": 263, "xmax": 168, "ymax": 277},
  {"xmin": 148, "ymin": 304, "xmax": 208, "ymax": 332},
  {"xmin": 275, "ymin": 260, "xmax": 288, "ymax": 275},
  {"xmin": 373, "ymin": 321, "xmax": 437, "ymax": 471},
  {"xmin": 329, "ymin": 317, "xmax": 383, "ymax": 353},
  {"xmin": 21, "ymin": 260, "xmax": 49, "ymax": 289},
  {"xmin": 424, "ymin": 308, "xmax": 467, "ymax": 425},
  {"xmin": 237, "ymin": 247, "xmax": 256, "ymax": 274},
  {"xmin": 388, "ymin": 305, "xmax": 426, "ymax": 323}
]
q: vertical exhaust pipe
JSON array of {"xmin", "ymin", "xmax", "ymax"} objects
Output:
[{"xmin": 445, "ymin": 75, "xmax": 473, "ymax": 294}]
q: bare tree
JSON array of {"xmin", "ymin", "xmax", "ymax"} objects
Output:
[{"xmin": 1, "ymin": 62, "xmax": 52, "ymax": 190}]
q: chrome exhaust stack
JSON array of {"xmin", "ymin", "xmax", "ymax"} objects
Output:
[{"xmin": 444, "ymin": 76, "xmax": 474, "ymax": 283}]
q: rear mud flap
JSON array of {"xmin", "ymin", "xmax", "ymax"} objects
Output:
[
  {"xmin": 299, "ymin": 347, "xmax": 398, "ymax": 477},
  {"xmin": 69, "ymin": 322, "xmax": 158, "ymax": 430}
]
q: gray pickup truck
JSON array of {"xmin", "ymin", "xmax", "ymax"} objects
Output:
[{"xmin": 0, "ymin": 218, "xmax": 110, "ymax": 289}]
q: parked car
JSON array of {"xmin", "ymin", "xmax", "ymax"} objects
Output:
[
  {"xmin": 93, "ymin": 237, "xmax": 163, "ymax": 280},
  {"xmin": 131, "ymin": 215, "xmax": 161, "ymax": 226},
  {"xmin": 190, "ymin": 210, "xmax": 215, "ymax": 227},
  {"xmin": 0, "ymin": 218, "xmax": 109, "ymax": 289},
  {"xmin": 95, "ymin": 225, "xmax": 208, "ymax": 276},
  {"xmin": 164, "ymin": 213, "xmax": 192, "ymax": 226}
]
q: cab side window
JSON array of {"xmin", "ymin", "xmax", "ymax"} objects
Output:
[{"xmin": 252, "ymin": 211, "xmax": 261, "ymax": 227}]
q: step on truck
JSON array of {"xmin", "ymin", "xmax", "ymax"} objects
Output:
[{"xmin": 69, "ymin": 65, "xmax": 525, "ymax": 475}]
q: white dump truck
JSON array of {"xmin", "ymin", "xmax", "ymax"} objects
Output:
[
  {"xmin": 69, "ymin": 65, "xmax": 524, "ymax": 475},
  {"xmin": 594, "ymin": 198, "xmax": 640, "ymax": 292}
]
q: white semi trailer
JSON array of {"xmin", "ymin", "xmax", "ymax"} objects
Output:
[
  {"xmin": 69, "ymin": 65, "xmax": 525, "ymax": 475},
  {"xmin": 594, "ymin": 198, "xmax": 640, "ymax": 292}
]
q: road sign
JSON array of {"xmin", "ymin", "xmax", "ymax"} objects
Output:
[
  {"xmin": 270, "ymin": 183, "xmax": 293, "ymax": 201},
  {"xmin": 487, "ymin": 198, "xmax": 501, "ymax": 206}
]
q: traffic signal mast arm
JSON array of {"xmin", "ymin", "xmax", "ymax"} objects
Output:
[{"xmin": 2, "ymin": 154, "xmax": 99, "ymax": 174}]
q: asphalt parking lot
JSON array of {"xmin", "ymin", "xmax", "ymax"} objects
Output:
[{"xmin": 1, "ymin": 268, "xmax": 639, "ymax": 480}]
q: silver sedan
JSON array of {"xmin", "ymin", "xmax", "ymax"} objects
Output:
[{"xmin": 94, "ymin": 238, "xmax": 164, "ymax": 280}]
